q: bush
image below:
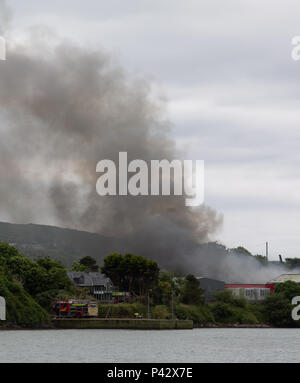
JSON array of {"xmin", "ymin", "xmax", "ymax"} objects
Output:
[
  {"xmin": 262, "ymin": 293, "xmax": 297, "ymax": 327},
  {"xmin": 274, "ymin": 281, "xmax": 300, "ymax": 301},
  {"xmin": 210, "ymin": 302, "xmax": 258, "ymax": 324},
  {"xmin": 213, "ymin": 290, "xmax": 247, "ymax": 308},
  {"xmin": 152, "ymin": 305, "xmax": 171, "ymax": 319},
  {"xmin": 98, "ymin": 303, "xmax": 147, "ymax": 318},
  {"xmin": 211, "ymin": 303, "xmax": 233, "ymax": 323},
  {"xmin": 260, "ymin": 281, "xmax": 300, "ymax": 327},
  {"xmin": 174, "ymin": 304, "xmax": 215, "ymax": 324}
]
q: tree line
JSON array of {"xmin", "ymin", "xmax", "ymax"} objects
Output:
[{"xmin": 1, "ymin": 241, "xmax": 300, "ymax": 327}]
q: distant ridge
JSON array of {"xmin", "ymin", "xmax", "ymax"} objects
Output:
[
  {"xmin": 0, "ymin": 222, "xmax": 236, "ymax": 276},
  {"xmin": 0, "ymin": 221, "xmax": 124, "ymax": 267}
]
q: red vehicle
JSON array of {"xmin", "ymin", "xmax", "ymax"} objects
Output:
[{"xmin": 52, "ymin": 300, "xmax": 89, "ymax": 318}]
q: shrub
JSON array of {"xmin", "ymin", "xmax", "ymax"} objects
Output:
[
  {"xmin": 174, "ymin": 304, "xmax": 215, "ymax": 324},
  {"xmin": 262, "ymin": 293, "xmax": 297, "ymax": 327},
  {"xmin": 98, "ymin": 303, "xmax": 147, "ymax": 318},
  {"xmin": 213, "ymin": 290, "xmax": 247, "ymax": 308},
  {"xmin": 151, "ymin": 305, "xmax": 171, "ymax": 319}
]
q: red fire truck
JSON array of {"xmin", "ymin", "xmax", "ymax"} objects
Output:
[{"xmin": 52, "ymin": 300, "xmax": 89, "ymax": 318}]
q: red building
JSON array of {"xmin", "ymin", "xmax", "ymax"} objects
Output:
[{"xmin": 225, "ymin": 284, "xmax": 274, "ymax": 302}]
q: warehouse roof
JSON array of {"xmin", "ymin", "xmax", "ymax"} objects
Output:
[
  {"xmin": 267, "ymin": 274, "xmax": 300, "ymax": 284},
  {"xmin": 225, "ymin": 284, "xmax": 267, "ymax": 288}
]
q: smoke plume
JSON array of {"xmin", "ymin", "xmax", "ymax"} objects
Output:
[{"xmin": 0, "ymin": 3, "xmax": 292, "ymax": 282}]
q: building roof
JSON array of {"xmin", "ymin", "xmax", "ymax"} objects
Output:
[
  {"xmin": 267, "ymin": 274, "xmax": 300, "ymax": 284},
  {"xmin": 67, "ymin": 272, "xmax": 112, "ymax": 287},
  {"xmin": 195, "ymin": 277, "xmax": 225, "ymax": 283},
  {"xmin": 173, "ymin": 276, "xmax": 224, "ymax": 283},
  {"xmin": 225, "ymin": 284, "xmax": 268, "ymax": 288}
]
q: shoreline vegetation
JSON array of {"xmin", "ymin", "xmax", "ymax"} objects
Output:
[{"xmin": 1, "ymin": 242, "xmax": 300, "ymax": 329}]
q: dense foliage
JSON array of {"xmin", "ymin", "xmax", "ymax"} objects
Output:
[
  {"xmin": 179, "ymin": 274, "xmax": 205, "ymax": 305},
  {"xmin": 72, "ymin": 256, "xmax": 99, "ymax": 272},
  {"xmin": 211, "ymin": 290, "xmax": 259, "ymax": 324},
  {"xmin": 101, "ymin": 253, "xmax": 159, "ymax": 295},
  {"xmin": 0, "ymin": 242, "xmax": 76, "ymax": 325},
  {"xmin": 0, "ymin": 270, "xmax": 49, "ymax": 326},
  {"xmin": 262, "ymin": 281, "xmax": 300, "ymax": 327},
  {"xmin": 2, "ymin": 238, "xmax": 300, "ymax": 328},
  {"xmin": 0, "ymin": 243, "xmax": 73, "ymax": 307},
  {"xmin": 0, "ymin": 243, "xmax": 50, "ymax": 325}
]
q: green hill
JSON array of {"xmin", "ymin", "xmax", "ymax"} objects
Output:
[
  {"xmin": 0, "ymin": 221, "xmax": 123, "ymax": 267},
  {"xmin": 0, "ymin": 271, "xmax": 49, "ymax": 327}
]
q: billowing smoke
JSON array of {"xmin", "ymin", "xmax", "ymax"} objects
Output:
[
  {"xmin": 192, "ymin": 244, "xmax": 291, "ymax": 283},
  {"xmin": 0, "ymin": 24, "xmax": 222, "ymax": 267},
  {"xmin": 0, "ymin": 2, "xmax": 292, "ymax": 282}
]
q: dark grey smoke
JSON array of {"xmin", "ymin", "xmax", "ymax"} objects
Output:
[
  {"xmin": 0, "ymin": 2, "xmax": 291, "ymax": 282},
  {"xmin": 0, "ymin": 27, "xmax": 224, "ymax": 269}
]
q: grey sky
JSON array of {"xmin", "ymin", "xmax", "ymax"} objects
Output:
[{"xmin": 5, "ymin": 0, "xmax": 300, "ymax": 259}]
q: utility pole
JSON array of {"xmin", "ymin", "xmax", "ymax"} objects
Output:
[
  {"xmin": 266, "ymin": 242, "xmax": 269, "ymax": 261},
  {"xmin": 171, "ymin": 290, "xmax": 174, "ymax": 320},
  {"xmin": 147, "ymin": 290, "xmax": 151, "ymax": 319}
]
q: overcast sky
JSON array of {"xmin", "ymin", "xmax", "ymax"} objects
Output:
[{"xmin": 5, "ymin": 0, "xmax": 300, "ymax": 259}]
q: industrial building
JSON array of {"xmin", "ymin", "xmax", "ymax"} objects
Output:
[
  {"xmin": 195, "ymin": 277, "xmax": 225, "ymax": 302},
  {"xmin": 0, "ymin": 296, "xmax": 5, "ymax": 320},
  {"xmin": 223, "ymin": 274, "xmax": 300, "ymax": 302},
  {"xmin": 225, "ymin": 284, "xmax": 273, "ymax": 302},
  {"xmin": 267, "ymin": 274, "xmax": 300, "ymax": 284},
  {"xmin": 173, "ymin": 276, "xmax": 225, "ymax": 302}
]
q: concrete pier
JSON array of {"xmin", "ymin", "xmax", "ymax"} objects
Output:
[{"xmin": 53, "ymin": 318, "xmax": 193, "ymax": 330}]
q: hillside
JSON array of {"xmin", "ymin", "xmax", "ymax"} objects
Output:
[
  {"xmin": 0, "ymin": 270, "xmax": 50, "ymax": 327},
  {"xmin": 0, "ymin": 221, "xmax": 233, "ymax": 273},
  {"xmin": 0, "ymin": 221, "xmax": 124, "ymax": 267},
  {"xmin": 0, "ymin": 222, "xmax": 286, "ymax": 281}
]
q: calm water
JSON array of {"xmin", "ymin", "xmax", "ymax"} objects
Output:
[{"xmin": 0, "ymin": 328, "xmax": 299, "ymax": 363}]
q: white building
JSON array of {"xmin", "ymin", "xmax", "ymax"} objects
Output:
[
  {"xmin": 225, "ymin": 284, "xmax": 271, "ymax": 302},
  {"xmin": 0, "ymin": 296, "xmax": 6, "ymax": 320},
  {"xmin": 267, "ymin": 274, "xmax": 300, "ymax": 284}
]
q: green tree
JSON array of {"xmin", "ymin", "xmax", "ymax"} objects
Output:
[
  {"xmin": 101, "ymin": 253, "xmax": 160, "ymax": 295},
  {"xmin": 263, "ymin": 294, "xmax": 294, "ymax": 327},
  {"xmin": 78, "ymin": 256, "xmax": 99, "ymax": 272},
  {"xmin": 0, "ymin": 243, "xmax": 50, "ymax": 325},
  {"xmin": 154, "ymin": 281, "xmax": 173, "ymax": 305},
  {"xmin": 285, "ymin": 258, "xmax": 300, "ymax": 269},
  {"xmin": 263, "ymin": 281, "xmax": 300, "ymax": 327},
  {"xmin": 180, "ymin": 274, "xmax": 204, "ymax": 305},
  {"xmin": 0, "ymin": 242, "xmax": 72, "ymax": 308},
  {"xmin": 232, "ymin": 246, "xmax": 252, "ymax": 256},
  {"xmin": 274, "ymin": 280, "xmax": 300, "ymax": 301},
  {"xmin": 71, "ymin": 261, "xmax": 88, "ymax": 272}
]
